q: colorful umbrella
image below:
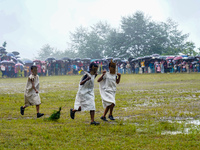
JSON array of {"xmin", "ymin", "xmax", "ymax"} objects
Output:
[
  {"xmin": 0, "ymin": 60, "xmax": 15, "ymax": 64},
  {"xmin": 173, "ymin": 56, "xmax": 183, "ymax": 60},
  {"xmin": 24, "ymin": 60, "xmax": 33, "ymax": 64},
  {"xmin": 6, "ymin": 52, "xmax": 15, "ymax": 57},
  {"xmin": 166, "ymin": 56, "xmax": 175, "ymax": 60}
]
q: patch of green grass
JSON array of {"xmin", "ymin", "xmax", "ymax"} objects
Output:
[{"xmin": 1, "ymin": 74, "xmax": 200, "ymax": 149}]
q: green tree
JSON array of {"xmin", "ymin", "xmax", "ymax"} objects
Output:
[
  {"xmin": 68, "ymin": 11, "xmax": 190, "ymax": 59},
  {"xmin": 36, "ymin": 44, "xmax": 54, "ymax": 60},
  {"xmin": 162, "ymin": 19, "xmax": 188, "ymax": 55},
  {"xmin": 182, "ymin": 42, "xmax": 197, "ymax": 56},
  {"xmin": 69, "ymin": 21, "xmax": 112, "ymax": 58},
  {"xmin": 2, "ymin": 41, "xmax": 7, "ymax": 47},
  {"xmin": 105, "ymin": 29, "xmax": 126, "ymax": 58}
]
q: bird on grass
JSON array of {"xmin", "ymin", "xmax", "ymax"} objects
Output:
[{"xmin": 47, "ymin": 107, "xmax": 61, "ymax": 121}]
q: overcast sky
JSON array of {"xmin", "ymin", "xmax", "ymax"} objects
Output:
[{"xmin": 0, "ymin": 0, "xmax": 200, "ymax": 60}]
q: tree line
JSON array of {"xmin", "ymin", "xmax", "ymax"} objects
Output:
[{"xmin": 36, "ymin": 11, "xmax": 200, "ymax": 60}]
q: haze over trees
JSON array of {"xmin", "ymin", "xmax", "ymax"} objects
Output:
[{"xmin": 36, "ymin": 11, "xmax": 199, "ymax": 60}]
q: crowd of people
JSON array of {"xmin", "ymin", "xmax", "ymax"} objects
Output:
[{"xmin": 0, "ymin": 55, "xmax": 199, "ymax": 78}]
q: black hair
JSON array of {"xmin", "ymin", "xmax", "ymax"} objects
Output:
[
  {"xmin": 31, "ymin": 65, "xmax": 37, "ymax": 70},
  {"xmin": 89, "ymin": 62, "xmax": 98, "ymax": 69},
  {"xmin": 109, "ymin": 62, "xmax": 116, "ymax": 68}
]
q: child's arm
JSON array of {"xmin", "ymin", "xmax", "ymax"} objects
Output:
[
  {"xmin": 80, "ymin": 74, "xmax": 91, "ymax": 85},
  {"xmin": 31, "ymin": 79, "xmax": 38, "ymax": 93},
  {"xmin": 97, "ymin": 71, "xmax": 106, "ymax": 82},
  {"xmin": 116, "ymin": 73, "xmax": 121, "ymax": 84}
]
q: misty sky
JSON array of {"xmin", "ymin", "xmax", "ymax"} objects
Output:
[{"xmin": 0, "ymin": 0, "xmax": 200, "ymax": 59}]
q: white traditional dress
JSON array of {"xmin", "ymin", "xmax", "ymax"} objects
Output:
[
  {"xmin": 74, "ymin": 72, "xmax": 96, "ymax": 111},
  {"xmin": 24, "ymin": 74, "xmax": 41, "ymax": 107},
  {"xmin": 99, "ymin": 72, "xmax": 116, "ymax": 108}
]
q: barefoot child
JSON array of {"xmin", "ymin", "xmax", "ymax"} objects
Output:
[
  {"xmin": 98, "ymin": 60, "xmax": 121, "ymax": 121},
  {"xmin": 70, "ymin": 62, "xmax": 100, "ymax": 125},
  {"xmin": 20, "ymin": 65, "xmax": 44, "ymax": 118}
]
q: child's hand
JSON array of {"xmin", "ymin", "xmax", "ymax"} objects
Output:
[
  {"xmin": 87, "ymin": 76, "xmax": 91, "ymax": 80},
  {"xmin": 117, "ymin": 73, "xmax": 121, "ymax": 76},
  {"xmin": 35, "ymin": 90, "xmax": 39, "ymax": 93},
  {"xmin": 102, "ymin": 70, "xmax": 106, "ymax": 75}
]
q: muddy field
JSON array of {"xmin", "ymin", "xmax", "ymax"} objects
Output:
[{"xmin": 1, "ymin": 73, "xmax": 200, "ymax": 149}]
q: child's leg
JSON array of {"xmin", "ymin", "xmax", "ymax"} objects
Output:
[
  {"xmin": 36, "ymin": 105, "xmax": 44, "ymax": 118},
  {"xmin": 72, "ymin": 106, "xmax": 81, "ymax": 112},
  {"xmin": 90, "ymin": 110, "xmax": 95, "ymax": 122},
  {"xmin": 108, "ymin": 103, "xmax": 115, "ymax": 120},
  {"xmin": 103, "ymin": 106, "xmax": 110, "ymax": 117},
  {"xmin": 36, "ymin": 105, "xmax": 39, "ymax": 113},
  {"xmin": 109, "ymin": 103, "xmax": 115, "ymax": 116},
  {"xmin": 70, "ymin": 106, "xmax": 81, "ymax": 119}
]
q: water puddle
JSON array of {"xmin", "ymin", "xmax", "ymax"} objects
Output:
[{"xmin": 161, "ymin": 118, "xmax": 200, "ymax": 135}]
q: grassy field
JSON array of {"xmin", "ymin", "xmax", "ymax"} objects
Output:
[{"xmin": 1, "ymin": 73, "xmax": 200, "ymax": 149}]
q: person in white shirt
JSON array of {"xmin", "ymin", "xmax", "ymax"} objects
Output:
[{"xmin": 98, "ymin": 60, "xmax": 121, "ymax": 121}]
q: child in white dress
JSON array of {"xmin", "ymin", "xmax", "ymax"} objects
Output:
[
  {"xmin": 20, "ymin": 66, "xmax": 44, "ymax": 118},
  {"xmin": 70, "ymin": 62, "xmax": 100, "ymax": 125},
  {"xmin": 98, "ymin": 60, "xmax": 121, "ymax": 121}
]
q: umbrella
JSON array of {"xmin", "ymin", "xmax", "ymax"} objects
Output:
[
  {"xmin": 121, "ymin": 60, "xmax": 127, "ymax": 63},
  {"xmin": 159, "ymin": 56, "xmax": 167, "ymax": 60},
  {"xmin": 181, "ymin": 55, "xmax": 188, "ymax": 57},
  {"xmin": 11, "ymin": 56, "xmax": 18, "ymax": 62},
  {"xmin": 81, "ymin": 58, "xmax": 91, "ymax": 61},
  {"xmin": 151, "ymin": 57, "xmax": 162, "ymax": 61},
  {"xmin": 17, "ymin": 59, "xmax": 24, "ymax": 65},
  {"xmin": 113, "ymin": 58, "xmax": 121, "ymax": 61},
  {"xmin": 144, "ymin": 56, "xmax": 152, "ymax": 59},
  {"xmin": 187, "ymin": 56, "xmax": 195, "ymax": 60},
  {"xmin": 131, "ymin": 59, "xmax": 137, "ymax": 62},
  {"xmin": 15, "ymin": 63, "xmax": 24, "ymax": 66},
  {"xmin": 73, "ymin": 58, "xmax": 81, "ymax": 61},
  {"xmin": 173, "ymin": 56, "xmax": 183, "ymax": 61},
  {"xmin": 151, "ymin": 54, "xmax": 160, "ymax": 57},
  {"xmin": 56, "ymin": 59, "xmax": 63, "ymax": 63},
  {"xmin": 15, "ymin": 63, "xmax": 24, "ymax": 70},
  {"xmin": 24, "ymin": 60, "xmax": 33, "ymax": 64},
  {"xmin": 61, "ymin": 57, "xmax": 71, "ymax": 61},
  {"xmin": 0, "ymin": 60, "xmax": 15, "ymax": 65},
  {"xmin": 0, "ymin": 47, "xmax": 6, "ymax": 52},
  {"xmin": 166, "ymin": 56, "xmax": 175, "ymax": 60},
  {"xmin": 6, "ymin": 52, "xmax": 15, "ymax": 57},
  {"xmin": 137, "ymin": 57, "xmax": 144, "ymax": 60},
  {"xmin": 91, "ymin": 59, "xmax": 98, "ymax": 62},
  {"xmin": 1, "ymin": 51, "xmax": 7, "ymax": 54},
  {"xmin": 128, "ymin": 57, "xmax": 134, "ymax": 62},
  {"xmin": 12, "ymin": 51, "xmax": 20, "ymax": 55},
  {"xmin": 33, "ymin": 60, "xmax": 42, "ymax": 63},
  {"xmin": 106, "ymin": 57, "xmax": 113, "ymax": 61},
  {"xmin": 41, "ymin": 61, "xmax": 46, "ymax": 64},
  {"xmin": 45, "ymin": 57, "xmax": 56, "ymax": 62}
]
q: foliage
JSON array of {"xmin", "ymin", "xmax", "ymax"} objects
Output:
[
  {"xmin": 36, "ymin": 44, "xmax": 68, "ymax": 60},
  {"xmin": 182, "ymin": 41, "xmax": 197, "ymax": 56},
  {"xmin": 68, "ymin": 11, "xmax": 190, "ymax": 59},
  {"xmin": 2, "ymin": 41, "xmax": 7, "ymax": 47},
  {"xmin": 69, "ymin": 21, "xmax": 112, "ymax": 58},
  {"xmin": 36, "ymin": 11, "xmax": 196, "ymax": 60}
]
